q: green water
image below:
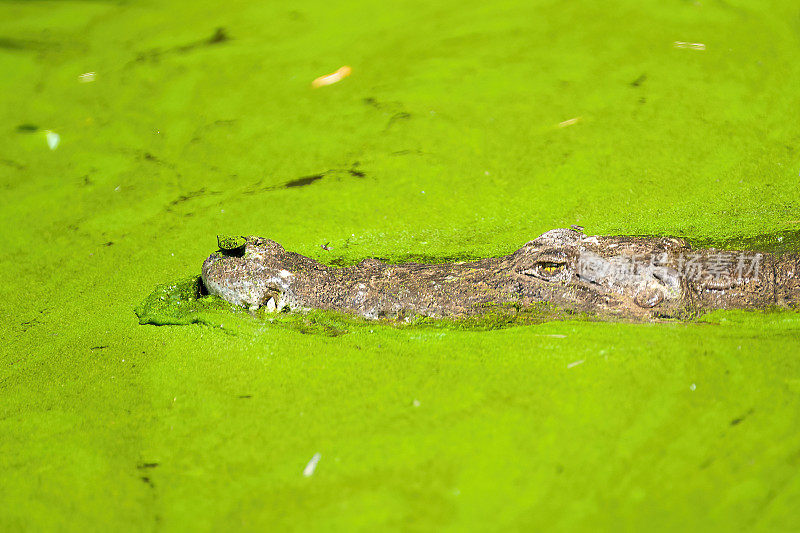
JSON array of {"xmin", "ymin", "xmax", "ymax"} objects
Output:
[{"xmin": 2, "ymin": 0, "xmax": 800, "ymax": 530}]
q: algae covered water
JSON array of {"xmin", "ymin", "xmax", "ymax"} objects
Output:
[{"xmin": 2, "ymin": 0, "xmax": 800, "ymax": 530}]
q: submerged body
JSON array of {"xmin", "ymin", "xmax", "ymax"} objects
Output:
[{"xmin": 201, "ymin": 229, "xmax": 800, "ymax": 321}]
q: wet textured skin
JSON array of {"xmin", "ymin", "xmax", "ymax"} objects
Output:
[{"xmin": 201, "ymin": 229, "xmax": 800, "ymax": 321}]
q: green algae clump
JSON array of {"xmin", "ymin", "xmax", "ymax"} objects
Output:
[
  {"xmin": 135, "ymin": 276, "xmax": 354, "ymax": 335},
  {"xmin": 135, "ymin": 276, "xmax": 243, "ymax": 327}
]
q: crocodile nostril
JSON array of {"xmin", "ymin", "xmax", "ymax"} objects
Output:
[{"xmin": 634, "ymin": 287, "xmax": 664, "ymax": 308}]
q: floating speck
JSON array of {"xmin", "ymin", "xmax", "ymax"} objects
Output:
[
  {"xmin": 567, "ymin": 359, "xmax": 585, "ymax": 369},
  {"xmin": 78, "ymin": 72, "xmax": 96, "ymax": 83},
  {"xmin": 303, "ymin": 453, "xmax": 321, "ymax": 477},
  {"xmin": 44, "ymin": 130, "xmax": 60, "ymax": 150},
  {"xmin": 690, "ymin": 383, "xmax": 696, "ymax": 391},
  {"xmin": 558, "ymin": 117, "xmax": 581, "ymax": 128},
  {"xmin": 674, "ymin": 41, "xmax": 706, "ymax": 51},
  {"xmin": 413, "ymin": 399, "xmax": 421, "ymax": 407}
]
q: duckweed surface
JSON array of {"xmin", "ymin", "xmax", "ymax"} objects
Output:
[{"xmin": 2, "ymin": 0, "xmax": 800, "ymax": 530}]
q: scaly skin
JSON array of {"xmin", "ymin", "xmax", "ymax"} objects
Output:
[{"xmin": 201, "ymin": 229, "xmax": 800, "ymax": 321}]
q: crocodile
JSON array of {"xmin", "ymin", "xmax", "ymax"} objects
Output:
[{"xmin": 200, "ymin": 228, "xmax": 800, "ymax": 321}]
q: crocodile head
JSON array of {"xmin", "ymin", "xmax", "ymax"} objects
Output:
[{"xmin": 511, "ymin": 228, "xmax": 690, "ymax": 319}]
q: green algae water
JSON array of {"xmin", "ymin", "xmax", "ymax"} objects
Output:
[{"xmin": 3, "ymin": 0, "xmax": 800, "ymax": 530}]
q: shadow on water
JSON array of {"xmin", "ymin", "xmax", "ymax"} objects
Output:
[
  {"xmin": 241, "ymin": 165, "xmax": 367, "ymax": 195},
  {"xmin": 133, "ymin": 27, "xmax": 230, "ymax": 63},
  {"xmin": 284, "ymin": 174, "xmax": 325, "ymax": 188},
  {"xmin": 0, "ymin": 37, "xmax": 51, "ymax": 52}
]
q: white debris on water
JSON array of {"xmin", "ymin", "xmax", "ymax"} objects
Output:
[
  {"xmin": 78, "ymin": 71, "xmax": 96, "ymax": 83},
  {"xmin": 567, "ymin": 359, "xmax": 585, "ymax": 369},
  {"xmin": 690, "ymin": 383, "xmax": 696, "ymax": 391},
  {"xmin": 44, "ymin": 130, "xmax": 60, "ymax": 150},
  {"xmin": 413, "ymin": 399, "xmax": 421, "ymax": 407},
  {"xmin": 558, "ymin": 116, "xmax": 582, "ymax": 128},
  {"xmin": 303, "ymin": 453, "xmax": 321, "ymax": 477},
  {"xmin": 311, "ymin": 65, "xmax": 351, "ymax": 88},
  {"xmin": 674, "ymin": 41, "xmax": 706, "ymax": 50}
]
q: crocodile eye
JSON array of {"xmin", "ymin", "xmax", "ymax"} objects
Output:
[
  {"xmin": 519, "ymin": 259, "xmax": 568, "ymax": 281},
  {"xmin": 536, "ymin": 261, "xmax": 566, "ymax": 278},
  {"xmin": 515, "ymin": 248, "xmax": 572, "ymax": 281}
]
